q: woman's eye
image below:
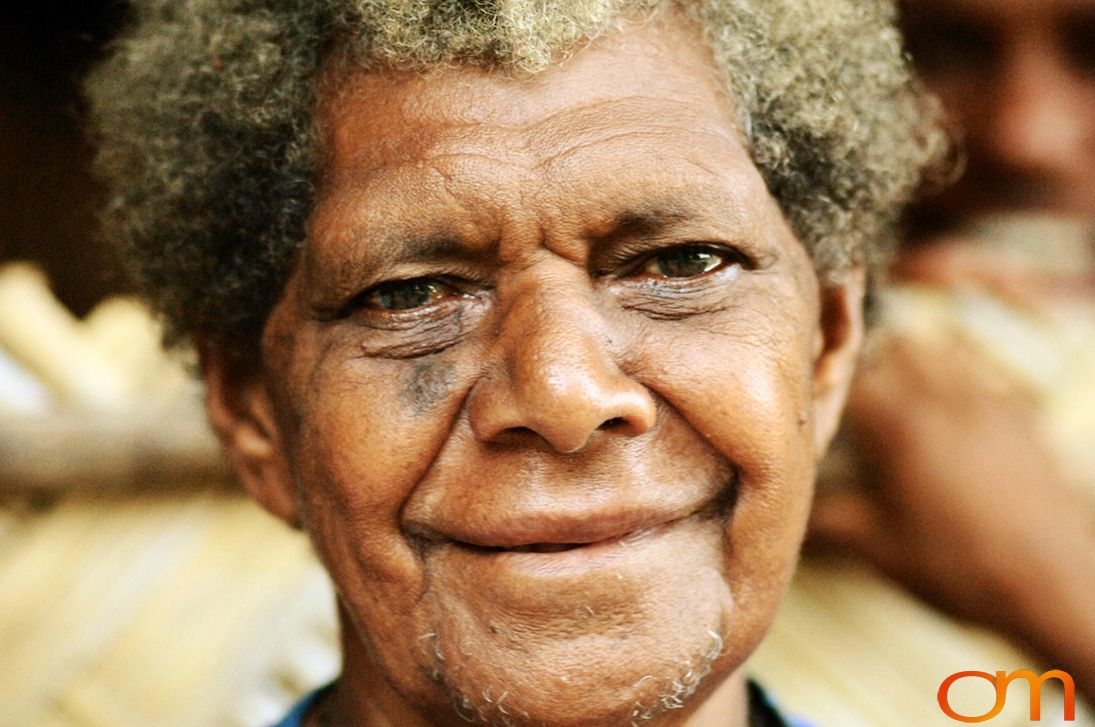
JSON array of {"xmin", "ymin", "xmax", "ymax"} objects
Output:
[
  {"xmin": 362, "ymin": 278, "xmax": 451, "ymax": 311},
  {"xmin": 640, "ymin": 246, "xmax": 732, "ymax": 279}
]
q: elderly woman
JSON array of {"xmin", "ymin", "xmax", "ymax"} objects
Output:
[{"xmin": 87, "ymin": 1, "xmax": 942, "ymax": 725}]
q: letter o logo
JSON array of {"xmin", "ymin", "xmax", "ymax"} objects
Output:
[{"xmin": 937, "ymin": 671, "xmax": 1007, "ymax": 723}]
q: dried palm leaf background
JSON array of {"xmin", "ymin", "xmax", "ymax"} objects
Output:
[
  {"xmin": 1, "ymin": 239, "xmax": 1092, "ymax": 725},
  {"xmin": 0, "ymin": 264, "xmax": 338, "ymax": 726}
]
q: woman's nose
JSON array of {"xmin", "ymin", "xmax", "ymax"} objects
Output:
[{"xmin": 467, "ymin": 274, "xmax": 656, "ymax": 454}]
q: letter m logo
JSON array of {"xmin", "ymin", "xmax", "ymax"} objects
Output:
[{"xmin": 938, "ymin": 669, "xmax": 1076, "ymax": 722}]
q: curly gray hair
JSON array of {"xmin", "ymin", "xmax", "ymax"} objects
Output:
[{"xmin": 86, "ymin": 0, "xmax": 946, "ymax": 356}]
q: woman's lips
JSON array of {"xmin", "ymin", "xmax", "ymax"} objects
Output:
[
  {"xmin": 409, "ymin": 501, "xmax": 712, "ymax": 552},
  {"xmin": 431, "ymin": 515, "xmax": 721, "ymax": 582},
  {"xmin": 461, "ymin": 523, "xmax": 668, "ymax": 554},
  {"xmin": 405, "ymin": 479, "xmax": 738, "ymax": 573}
]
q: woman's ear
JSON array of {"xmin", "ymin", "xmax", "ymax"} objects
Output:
[
  {"xmin": 810, "ymin": 267, "xmax": 866, "ymax": 459},
  {"xmin": 200, "ymin": 344, "xmax": 301, "ymax": 527}
]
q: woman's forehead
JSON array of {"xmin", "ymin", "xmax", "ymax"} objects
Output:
[
  {"xmin": 315, "ymin": 15, "xmax": 738, "ymax": 165},
  {"xmin": 305, "ymin": 16, "xmax": 785, "ymax": 259}
]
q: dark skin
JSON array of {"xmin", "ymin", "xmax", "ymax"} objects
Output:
[
  {"xmin": 402, "ymin": 362, "xmax": 458, "ymax": 415},
  {"xmin": 202, "ymin": 17, "xmax": 865, "ymax": 727}
]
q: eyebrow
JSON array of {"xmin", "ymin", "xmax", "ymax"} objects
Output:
[
  {"xmin": 332, "ymin": 227, "xmax": 490, "ymax": 269},
  {"xmin": 591, "ymin": 207, "xmax": 694, "ymax": 242},
  {"xmin": 402, "ymin": 208, "xmax": 696, "ymax": 256},
  {"xmin": 393, "ymin": 233, "xmax": 475, "ymax": 263},
  {"xmin": 311, "ymin": 201, "xmax": 731, "ymax": 300},
  {"xmin": 337, "ymin": 208, "xmax": 692, "ymax": 268}
]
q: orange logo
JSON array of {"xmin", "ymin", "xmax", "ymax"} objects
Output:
[{"xmin": 937, "ymin": 669, "xmax": 1075, "ymax": 722}]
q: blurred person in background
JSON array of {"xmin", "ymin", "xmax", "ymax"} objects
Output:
[
  {"xmin": 810, "ymin": 0, "xmax": 1095, "ymax": 702},
  {"xmin": 904, "ymin": 0, "xmax": 1095, "ymax": 220}
]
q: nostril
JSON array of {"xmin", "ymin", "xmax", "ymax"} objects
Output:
[
  {"xmin": 487, "ymin": 425, "xmax": 539, "ymax": 445},
  {"xmin": 602, "ymin": 417, "xmax": 626, "ymax": 429}
]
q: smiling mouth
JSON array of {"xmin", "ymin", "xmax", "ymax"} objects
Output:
[{"xmin": 408, "ymin": 473, "xmax": 739, "ymax": 558}]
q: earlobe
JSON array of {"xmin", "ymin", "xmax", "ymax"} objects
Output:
[
  {"xmin": 811, "ymin": 267, "xmax": 866, "ymax": 458},
  {"xmin": 200, "ymin": 345, "xmax": 301, "ymax": 527}
]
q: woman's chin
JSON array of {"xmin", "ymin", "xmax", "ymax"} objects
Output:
[
  {"xmin": 426, "ymin": 625, "xmax": 733, "ymax": 726},
  {"xmin": 414, "ymin": 527, "xmax": 737, "ymax": 726}
]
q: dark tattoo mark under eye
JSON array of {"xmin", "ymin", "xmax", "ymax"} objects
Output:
[{"xmin": 401, "ymin": 361, "xmax": 457, "ymax": 414}]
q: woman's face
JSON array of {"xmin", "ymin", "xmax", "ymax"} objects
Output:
[{"xmin": 209, "ymin": 17, "xmax": 863, "ymax": 727}]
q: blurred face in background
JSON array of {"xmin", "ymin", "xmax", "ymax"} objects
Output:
[{"xmin": 903, "ymin": 0, "xmax": 1095, "ymax": 219}]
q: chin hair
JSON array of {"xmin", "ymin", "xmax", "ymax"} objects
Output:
[{"xmin": 422, "ymin": 628, "xmax": 727, "ymax": 727}]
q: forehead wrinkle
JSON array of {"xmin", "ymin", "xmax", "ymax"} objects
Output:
[
  {"xmin": 523, "ymin": 95, "xmax": 742, "ymax": 162},
  {"xmin": 321, "ymin": 129, "xmax": 534, "ymax": 194},
  {"xmin": 309, "ymin": 156, "xmax": 514, "ymax": 256},
  {"xmin": 528, "ymin": 129, "xmax": 753, "ymax": 214},
  {"xmin": 350, "ymin": 48, "xmax": 727, "ymax": 131},
  {"xmin": 529, "ymin": 127, "xmax": 737, "ymax": 180}
]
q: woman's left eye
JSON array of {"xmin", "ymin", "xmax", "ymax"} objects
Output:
[
  {"xmin": 639, "ymin": 246, "xmax": 737, "ymax": 279},
  {"xmin": 363, "ymin": 278, "xmax": 452, "ymax": 311}
]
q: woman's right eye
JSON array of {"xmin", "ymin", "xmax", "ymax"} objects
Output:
[{"xmin": 357, "ymin": 278, "xmax": 454, "ymax": 312}]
